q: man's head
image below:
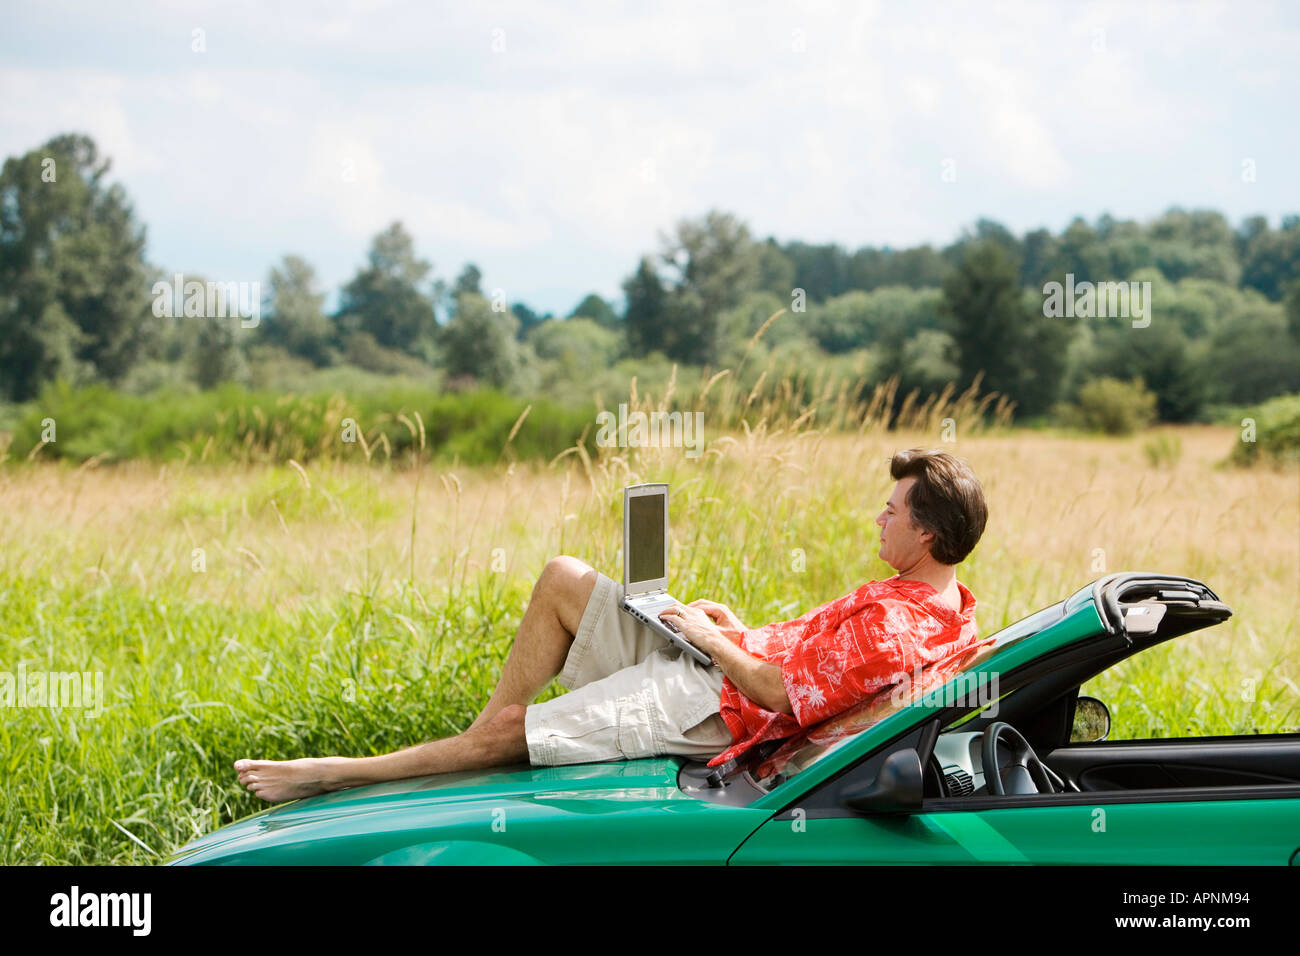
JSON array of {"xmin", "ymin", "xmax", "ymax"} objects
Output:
[{"xmin": 875, "ymin": 448, "xmax": 987, "ymax": 570}]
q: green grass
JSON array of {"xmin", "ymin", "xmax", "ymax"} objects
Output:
[
  {"xmin": 2, "ymin": 381, "xmax": 599, "ymax": 466},
  {"xmin": 3, "ymin": 490, "xmax": 1295, "ymax": 864},
  {"xmin": 0, "ymin": 572, "xmax": 531, "ymax": 863},
  {"xmin": 1082, "ymin": 631, "xmax": 1300, "ymax": 739},
  {"xmin": 1, "ymin": 368, "xmax": 1295, "ymax": 864}
]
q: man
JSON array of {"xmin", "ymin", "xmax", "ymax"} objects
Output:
[{"xmin": 234, "ymin": 447, "xmax": 987, "ymax": 802}]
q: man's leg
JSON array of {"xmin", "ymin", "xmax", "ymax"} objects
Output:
[
  {"xmin": 467, "ymin": 554, "xmax": 597, "ymax": 731},
  {"xmin": 235, "ymin": 704, "xmax": 530, "ymax": 803},
  {"xmin": 233, "ymin": 555, "xmax": 597, "ymax": 803}
]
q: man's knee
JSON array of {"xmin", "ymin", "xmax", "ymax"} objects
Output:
[
  {"xmin": 492, "ymin": 703, "xmax": 527, "ymax": 730},
  {"xmin": 536, "ymin": 555, "xmax": 597, "ymax": 625},
  {"xmin": 537, "ymin": 555, "xmax": 591, "ymax": 593},
  {"xmin": 478, "ymin": 704, "xmax": 530, "ymax": 763}
]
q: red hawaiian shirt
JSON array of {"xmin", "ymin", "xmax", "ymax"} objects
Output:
[{"xmin": 707, "ymin": 574, "xmax": 980, "ymax": 768}]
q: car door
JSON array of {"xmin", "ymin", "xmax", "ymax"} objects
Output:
[
  {"xmin": 728, "ymin": 789, "xmax": 1300, "ymax": 864},
  {"xmin": 727, "ymin": 720, "xmax": 1300, "ymax": 864}
]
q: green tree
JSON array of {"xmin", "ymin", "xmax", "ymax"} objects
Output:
[
  {"xmin": 438, "ymin": 292, "xmax": 520, "ymax": 388},
  {"xmin": 941, "ymin": 241, "xmax": 1072, "ymax": 418},
  {"xmin": 847, "ymin": 245, "xmax": 949, "ymax": 292},
  {"xmin": 622, "ymin": 255, "xmax": 669, "ymax": 356},
  {"xmin": 634, "ymin": 209, "xmax": 762, "ymax": 365},
  {"xmin": 337, "ymin": 222, "xmax": 439, "ymax": 360},
  {"xmin": 1284, "ymin": 279, "xmax": 1300, "ymax": 343},
  {"xmin": 887, "ymin": 246, "xmax": 950, "ymax": 289},
  {"xmin": 1234, "ymin": 215, "xmax": 1269, "ymax": 263},
  {"xmin": 568, "ymin": 293, "xmax": 619, "ymax": 331},
  {"xmin": 1078, "ymin": 318, "xmax": 1207, "ymax": 422},
  {"xmin": 1151, "ymin": 240, "xmax": 1240, "ymax": 284},
  {"xmin": 1161, "ymin": 276, "xmax": 1241, "ymax": 339},
  {"xmin": 717, "ymin": 289, "xmax": 799, "ymax": 364},
  {"xmin": 510, "ymin": 301, "xmax": 552, "ymax": 340},
  {"xmin": 452, "ymin": 263, "xmax": 483, "ymax": 304},
  {"xmin": 262, "ymin": 255, "xmax": 335, "ymax": 365},
  {"xmin": 1240, "ymin": 218, "xmax": 1300, "ymax": 300},
  {"xmin": 0, "ymin": 133, "xmax": 153, "ymax": 400},
  {"xmin": 783, "ymin": 240, "xmax": 850, "ymax": 300},
  {"xmin": 528, "ymin": 316, "xmax": 621, "ymax": 386},
  {"xmin": 653, "ymin": 209, "xmax": 761, "ymax": 364},
  {"xmin": 755, "ymin": 239, "xmax": 796, "ymax": 297},
  {"xmin": 1148, "ymin": 208, "xmax": 1235, "ymax": 248},
  {"xmin": 1202, "ymin": 301, "xmax": 1300, "ymax": 404},
  {"xmin": 808, "ymin": 290, "xmax": 872, "ymax": 353},
  {"xmin": 192, "ymin": 307, "xmax": 250, "ymax": 389},
  {"xmin": 809, "ymin": 286, "xmax": 944, "ymax": 354},
  {"xmin": 1019, "ymin": 228, "xmax": 1060, "ymax": 289},
  {"xmin": 1049, "ymin": 217, "xmax": 1110, "ymax": 285},
  {"xmin": 892, "ymin": 328, "xmax": 960, "ymax": 398},
  {"xmin": 948, "ymin": 218, "xmax": 1021, "ymax": 273}
]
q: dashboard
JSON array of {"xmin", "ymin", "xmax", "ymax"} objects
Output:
[{"xmin": 924, "ymin": 731, "xmax": 988, "ymax": 797}]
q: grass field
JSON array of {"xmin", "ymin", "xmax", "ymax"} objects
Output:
[{"xmin": 1, "ymin": 388, "xmax": 1297, "ymax": 863}]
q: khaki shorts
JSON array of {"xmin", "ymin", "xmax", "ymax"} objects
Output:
[{"xmin": 524, "ymin": 572, "xmax": 733, "ymax": 767}]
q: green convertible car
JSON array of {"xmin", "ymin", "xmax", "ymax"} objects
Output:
[{"xmin": 167, "ymin": 572, "xmax": 1300, "ymax": 865}]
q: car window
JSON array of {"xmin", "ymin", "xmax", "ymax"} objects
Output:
[
  {"xmin": 940, "ymin": 688, "xmax": 1016, "ymax": 733},
  {"xmin": 1078, "ymin": 627, "xmax": 1299, "ymax": 740}
]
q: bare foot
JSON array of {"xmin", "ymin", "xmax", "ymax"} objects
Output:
[{"xmin": 233, "ymin": 756, "xmax": 354, "ymax": 803}]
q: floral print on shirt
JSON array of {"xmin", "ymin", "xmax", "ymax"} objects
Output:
[{"xmin": 706, "ymin": 574, "xmax": 981, "ymax": 768}]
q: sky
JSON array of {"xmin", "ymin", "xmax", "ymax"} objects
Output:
[{"xmin": 2, "ymin": 0, "xmax": 1298, "ymax": 315}]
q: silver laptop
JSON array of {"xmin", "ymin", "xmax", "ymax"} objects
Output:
[{"xmin": 620, "ymin": 483, "xmax": 715, "ymax": 667}]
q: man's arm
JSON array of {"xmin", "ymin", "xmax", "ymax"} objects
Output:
[
  {"xmin": 705, "ymin": 634, "xmax": 793, "ymax": 715},
  {"xmin": 658, "ymin": 604, "xmax": 793, "ymax": 716}
]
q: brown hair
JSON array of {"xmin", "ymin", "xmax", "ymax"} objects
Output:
[{"xmin": 889, "ymin": 448, "xmax": 987, "ymax": 565}]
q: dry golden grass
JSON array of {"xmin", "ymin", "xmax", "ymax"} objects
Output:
[
  {"xmin": 1, "ymin": 421, "xmax": 1293, "ymax": 650},
  {"xmin": 2, "ymin": 361, "xmax": 1297, "ymax": 863}
]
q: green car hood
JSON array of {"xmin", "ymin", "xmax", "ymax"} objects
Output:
[{"xmin": 168, "ymin": 757, "xmax": 767, "ymax": 865}]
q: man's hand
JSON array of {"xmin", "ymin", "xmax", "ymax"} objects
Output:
[
  {"xmin": 657, "ymin": 603, "xmax": 726, "ymax": 659},
  {"xmin": 658, "ymin": 602, "xmax": 793, "ymax": 716},
  {"xmin": 687, "ymin": 599, "xmax": 747, "ymax": 644}
]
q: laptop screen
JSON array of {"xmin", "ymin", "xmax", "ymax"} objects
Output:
[{"xmin": 627, "ymin": 491, "xmax": 666, "ymax": 587}]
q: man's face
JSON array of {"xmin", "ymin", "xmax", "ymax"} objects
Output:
[{"xmin": 875, "ymin": 476, "xmax": 932, "ymax": 570}]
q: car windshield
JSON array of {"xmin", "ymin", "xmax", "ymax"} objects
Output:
[{"xmin": 746, "ymin": 600, "xmax": 1068, "ymax": 790}]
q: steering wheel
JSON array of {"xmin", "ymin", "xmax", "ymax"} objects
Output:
[{"xmin": 980, "ymin": 721, "xmax": 1068, "ymax": 795}]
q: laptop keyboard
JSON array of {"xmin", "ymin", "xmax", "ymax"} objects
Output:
[{"xmin": 632, "ymin": 596, "xmax": 675, "ymax": 610}]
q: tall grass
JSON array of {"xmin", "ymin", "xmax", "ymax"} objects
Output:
[{"xmin": 0, "ymin": 341, "xmax": 1296, "ymax": 863}]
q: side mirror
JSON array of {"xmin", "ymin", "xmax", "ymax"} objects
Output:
[
  {"xmin": 1070, "ymin": 696, "xmax": 1111, "ymax": 742},
  {"xmin": 841, "ymin": 748, "xmax": 924, "ymax": 815}
]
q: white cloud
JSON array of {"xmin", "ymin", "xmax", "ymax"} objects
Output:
[
  {"xmin": 0, "ymin": 0, "xmax": 1296, "ymax": 310},
  {"xmin": 0, "ymin": 69, "xmax": 163, "ymax": 177}
]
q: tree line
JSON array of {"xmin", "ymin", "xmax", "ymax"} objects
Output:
[{"xmin": 3, "ymin": 133, "xmax": 1299, "ymax": 423}]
